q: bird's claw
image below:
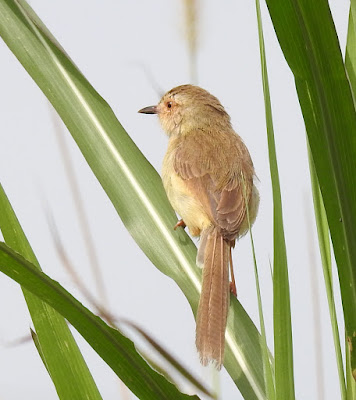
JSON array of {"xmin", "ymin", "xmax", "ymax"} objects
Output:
[
  {"xmin": 229, "ymin": 281, "xmax": 237, "ymax": 297},
  {"xmin": 174, "ymin": 219, "xmax": 186, "ymax": 230}
]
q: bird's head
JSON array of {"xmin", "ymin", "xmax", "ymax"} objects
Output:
[{"xmin": 138, "ymin": 84, "xmax": 231, "ymax": 136}]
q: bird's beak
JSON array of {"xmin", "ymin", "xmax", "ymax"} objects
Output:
[{"xmin": 138, "ymin": 105, "xmax": 158, "ymax": 114}]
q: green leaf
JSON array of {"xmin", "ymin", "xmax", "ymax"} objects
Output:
[
  {"xmin": 0, "ymin": 242, "xmax": 200, "ymax": 400},
  {"xmin": 346, "ymin": 0, "xmax": 356, "ymax": 102},
  {"xmin": 243, "ymin": 178, "xmax": 275, "ymax": 400},
  {"xmin": 265, "ymin": 0, "xmax": 356, "ymax": 377},
  {"xmin": 0, "ymin": 184, "xmax": 102, "ymax": 399},
  {"xmin": 120, "ymin": 320, "xmax": 213, "ymax": 398},
  {"xmin": 308, "ymin": 147, "xmax": 346, "ymax": 399},
  {"xmin": 255, "ymin": 1, "xmax": 294, "ymax": 398},
  {"xmin": 346, "ymin": 0, "xmax": 356, "ymax": 382},
  {"xmin": 0, "ymin": 0, "xmax": 267, "ymax": 398}
]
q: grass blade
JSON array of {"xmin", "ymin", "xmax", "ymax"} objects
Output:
[
  {"xmin": 0, "ymin": 0, "xmax": 268, "ymax": 397},
  {"xmin": 0, "ymin": 183, "xmax": 102, "ymax": 399},
  {"xmin": 120, "ymin": 320, "xmax": 213, "ymax": 398},
  {"xmin": 346, "ymin": 0, "xmax": 356, "ymax": 101},
  {"xmin": 265, "ymin": 0, "xmax": 356, "ymax": 376},
  {"xmin": 308, "ymin": 147, "xmax": 346, "ymax": 399},
  {"xmin": 250, "ymin": 234, "xmax": 275, "ymax": 400},
  {"xmin": 346, "ymin": 0, "xmax": 356, "ymax": 384},
  {"xmin": 243, "ymin": 175, "xmax": 275, "ymax": 400},
  {"xmin": 255, "ymin": 1, "xmax": 294, "ymax": 398},
  {"xmin": 0, "ymin": 241, "xmax": 200, "ymax": 400},
  {"xmin": 345, "ymin": 0, "xmax": 356, "ymax": 384}
]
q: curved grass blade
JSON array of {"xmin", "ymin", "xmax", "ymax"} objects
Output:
[
  {"xmin": 0, "ymin": 242, "xmax": 200, "ymax": 400},
  {"xmin": 265, "ymin": 0, "xmax": 356, "ymax": 377},
  {"xmin": 119, "ymin": 320, "xmax": 213, "ymax": 398},
  {"xmin": 0, "ymin": 0, "xmax": 267, "ymax": 397},
  {"xmin": 48, "ymin": 222, "xmax": 212, "ymax": 398},
  {"xmin": 0, "ymin": 183, "xmax": 102, "ymax": 400},
  {"xmin": 255, "ymin": 1, "xmax": 294, "ymax": 398}
]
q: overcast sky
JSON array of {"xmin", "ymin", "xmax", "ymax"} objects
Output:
[{"xmin": 0, "ymin": 1, "xmax": 350, "ymax": 399}]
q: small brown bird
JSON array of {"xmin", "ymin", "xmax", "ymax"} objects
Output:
[{"xmin": 139, "ymin": 84, "xmax": 259, "ymax": 369}]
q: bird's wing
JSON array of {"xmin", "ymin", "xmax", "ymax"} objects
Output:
[{"xmin": 173, "ymin": 130, "xmax": 253, "ymax": 240}]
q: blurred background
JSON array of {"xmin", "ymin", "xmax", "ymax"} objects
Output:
[{"xmin": 0, "ymin": 0, "xmax": 350, "ymax": 399}]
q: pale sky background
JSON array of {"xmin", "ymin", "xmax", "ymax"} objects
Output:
[{"xmin": 0, "ymin": 1, "xmax": 350, "ymax": 399}]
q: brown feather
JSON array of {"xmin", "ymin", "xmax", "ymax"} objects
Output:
[
  {"xmin": 173, "ymin": 129, "xmax": 254, "ymax": 240},
  {"xmin": 196, "ymin": 227, "xmax": 230, "ymax": 369}
]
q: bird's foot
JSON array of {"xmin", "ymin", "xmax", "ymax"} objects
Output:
[
  {"xmin": 174, "ymin": 219, "xmax": 186, "ymax": 230},
  {"xmin": 229, "ymin": 281, "xmax": 237, "ymax": 297}
]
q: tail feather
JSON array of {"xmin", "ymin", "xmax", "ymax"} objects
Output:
[{"xmin": 196, "ymin": 227, "xmax": 230, "ymax": 369}]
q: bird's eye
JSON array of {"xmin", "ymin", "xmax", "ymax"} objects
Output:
[{"xmin": 167, "ymin": 102, "xmax": 172, "ymax": 109}]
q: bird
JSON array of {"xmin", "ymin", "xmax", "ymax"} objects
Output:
[{"xmin": 139, "ymin": 84, "xmax": 259, "ymax": 369}]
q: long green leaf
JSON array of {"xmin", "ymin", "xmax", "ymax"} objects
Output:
[
  {"xmin": 0, "ymin": 0, "xmax": 267, "ymax": 397},
  {"xmin": 0, "ymin": 242, "xmax": 200, "ymax": 400},
  {"xmin": 255, "ymin": 1, "xmax": 294, "ymax": 399},
  {"xmin": 308, "ymin": 148, "xmax": 346, "ymax": 399},
  {"xmin": 243, "ymin": 176, "xmax": 275, "ymax": 400},
  {"xmin": 0, "ymin": 185, "xmax": 102, "ymax": 399},
  {"xmin": 119, "ymin": 321, "xmax": 213, "ymax": 398},
  {"xmin": 265, "ymin": 0, "xmax": 356, "ymax": 376},
  {"xmin": 346, "ymin": 0, "xmax": 356, "ymax": 102},
  {"xmin": 346, "ymin": 0, "xmax": 356, "ymax": 386}
]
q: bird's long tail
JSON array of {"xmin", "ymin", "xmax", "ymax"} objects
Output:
[{"xmin": 196, "ymin": 227, "xmax": 230, "ymax": 369}]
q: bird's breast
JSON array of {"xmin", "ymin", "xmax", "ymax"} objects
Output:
[{"xmin": 162, "ymin": 145, "xmax": 211, "ymax": 236}]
